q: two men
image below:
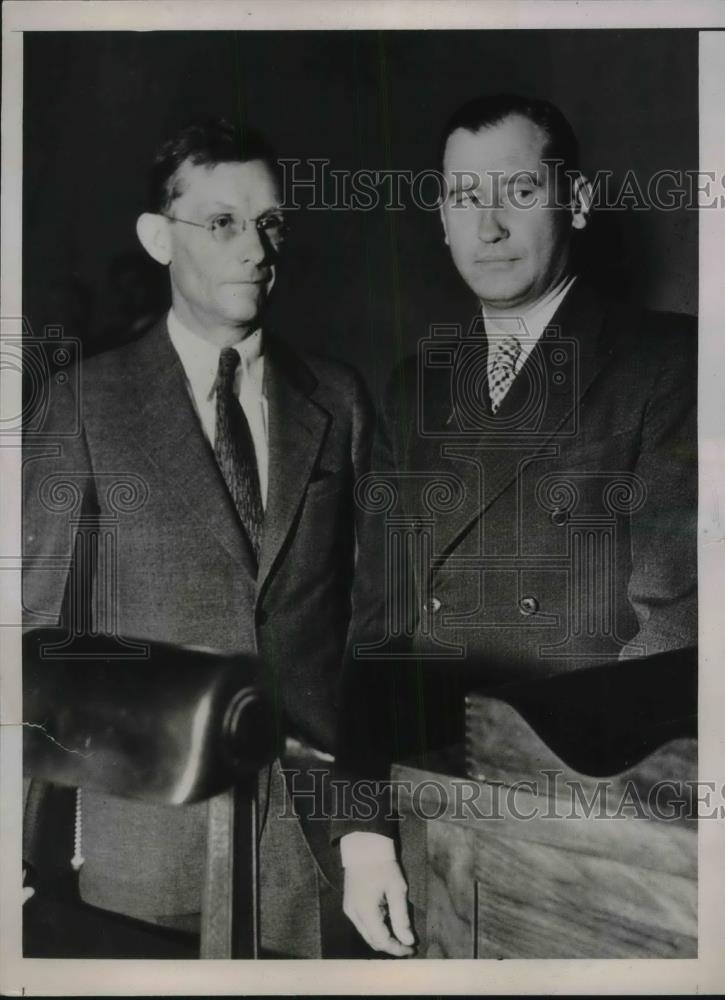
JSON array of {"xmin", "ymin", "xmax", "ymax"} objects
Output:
[
  {"xmin": 23, "ymin": 94, "xmax": 697, "ymax": 958},
  {"xmin": 22, "ymin": 119, "xmax": 379, "ymax": 957},
  {"xmin": 338, "ymin": 94, "xmax": 697, "ymax": 952}
]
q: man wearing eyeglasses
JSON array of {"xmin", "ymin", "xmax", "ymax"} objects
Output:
[{"xmin": 22, "ymin": 118, "xmax": 381, "ymax": 957}]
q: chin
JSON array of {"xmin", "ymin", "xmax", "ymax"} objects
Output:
[
  {"xmin": 218, "ymin": 288, "xmax": 265, "ymax": 324},
  {"xmin": 472, "ymin": 279, "xmax": 528, "ymax": 309}
]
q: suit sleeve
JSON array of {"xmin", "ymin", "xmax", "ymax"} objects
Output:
[
  {"xmin": 620, "ymin": 329, "xmax": 697, "ymax": 658},
  {"xmin": 333, "ymin": 364, "xmax": 420, "ymax": 841},
  {"xmin": 22, "ymin": 373, "xmax": 96, "ymax": 632}
]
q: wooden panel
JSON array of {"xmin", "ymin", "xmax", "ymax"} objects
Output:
[
  {"xmin": 474, "ymin": 833, "xmax": 696, "ymax": 958},
  {"xmin": 466, "ymin": 697, "xmax": 697, "ymax": 823},
  {"xmin": 395, "ymin": 673, "xmax": 698, "ymax": 959},
  {"xmin": 393, "ymin": 760, "xmax": 697, "ymax": 879},
  {"xmin": 425, "ymin": 820, "xmax": 476, "ymax": 958}
]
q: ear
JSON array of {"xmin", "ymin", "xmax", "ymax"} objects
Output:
[
  {"xmin": 136, "ymin": 213, "xmax": 172, "ymax": 265},
  {"xmin": 570, "ymin": 174, "xmax": 593, "ymax": 232},
  {"xmin": 439, "ymin": 202, "xmax": 450, "ymax": 246}
]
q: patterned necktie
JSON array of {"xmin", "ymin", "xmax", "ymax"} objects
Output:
[
  {"xmin": 489, "ymin": 335, "xmax": 523, "ymax": 414},
  {"xmin": 214, "ymin": 347, "xmax": 264, "ymax": 563}
]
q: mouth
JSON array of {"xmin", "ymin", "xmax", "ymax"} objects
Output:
[{"xmin": 474, "ymin": 258, "xmax": 520, "ymax": 266}]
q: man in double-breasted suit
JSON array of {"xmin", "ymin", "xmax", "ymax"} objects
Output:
[
  {"xmin": 22, "ymin": 119, "xmax": 376, "ymax": 957},
  {"xmin": 337, "ymin": 94, "xmax": 697, "ymax": 952}
]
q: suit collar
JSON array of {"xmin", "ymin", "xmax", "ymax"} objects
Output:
[
  {"xmin": 257, "ymin": 335, "xmax": 328, "ymax": 593},
  {"xmin": 118, "ymin": 323, "xmax": 330, "ymax": 588},
  {"xmin": 423, "ymin": 279, "xmax": 616, "ymax": 560},
  {"xmin": 118, "ymin": 319, "xmax": 261, "ymax": 574}
]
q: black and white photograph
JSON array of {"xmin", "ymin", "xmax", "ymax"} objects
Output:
[{"xmin": 2, "ymin": 1, "xmax": 725, "ymax": 994}]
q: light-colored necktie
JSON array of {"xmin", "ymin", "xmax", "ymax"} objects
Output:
[{"xmin": 489, "ymin": 335, "xmax": 522, "ymax": 413}]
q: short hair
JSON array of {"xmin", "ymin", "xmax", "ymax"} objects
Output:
[
  {"xmin": 437, "ymin": 93, "xmax": 580, "ymax": 189},
  {"xmin": 147, "ymin": 117, "xmax": 280, "ymax": 214}
]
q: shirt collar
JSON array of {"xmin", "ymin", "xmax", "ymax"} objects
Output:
[
  {"xmin": 482, "ymin": 274, "xmax": 577, "ymax": 346},
  {"xmin": 167, "ymin": 308, "xmax": 265, "ymax": 399}
]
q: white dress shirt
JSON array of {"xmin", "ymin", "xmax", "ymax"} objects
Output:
[
  {"xmin": 483, "ymin": 274, "xmax": 576, "ymax": 405},
  {"xmin": 166, "ymin": 309, "xmax": 269, "ymax": 508}
]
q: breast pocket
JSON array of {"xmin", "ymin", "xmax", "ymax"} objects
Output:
[
  {"xmin": 554, "ymin": 427, "xmax": 639, "ymax": 473},
  {"xmin": 305, "ymin": 467, "xmax": 348, "ymax": 501}
]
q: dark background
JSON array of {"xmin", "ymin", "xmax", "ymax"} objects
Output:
[{"xmin": 23, "ymin": 30, "xmax": 697, "ymax": 403}]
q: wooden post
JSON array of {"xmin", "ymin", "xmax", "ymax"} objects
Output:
[{"xmin": 200, "ymin": 776, "xmax": 259, "ymax": 959}]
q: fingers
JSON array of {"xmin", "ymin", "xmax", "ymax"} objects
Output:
[
  {"xmin": 386, "ymin": 877, "xmax": 415, "ymax": 947},
  {"xmin": 343, "ymin": 863, "xmax": 416, "ymax": 957},
  {"xmin": 347, "ymin": 903, "xmax": 414, "ymax": 957}
]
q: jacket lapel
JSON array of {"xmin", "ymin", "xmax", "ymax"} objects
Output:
[
  {"xmin": 120, "ymin": 320, "xmax": 257, "ymax": 573},
  {"xmin": 423, "ymin": 280, "xmax": 616, "ymax": 559},
  {"xmin": 256, "ymin": 336, "xmax": 329, "ymax": 594}
]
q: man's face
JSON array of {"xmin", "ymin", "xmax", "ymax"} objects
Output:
[
  {"xmin": 165, "ymin": 159, "xmax": 282, "ymax": 337},
  {"xmin": 440, "ymin": 114, "xmax": 576, "ymax": 311}
]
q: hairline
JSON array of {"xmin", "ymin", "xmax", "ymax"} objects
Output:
[
  {"xmin": 443, "ymin": 112, "xmax": 561, "ymax": 170},
  {"xmin": 162, "ymin": 153, "xmax": 280, "ymax": 213}
]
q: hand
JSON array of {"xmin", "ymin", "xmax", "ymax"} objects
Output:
[{"xmin": 343, "ymin": 860, "xmax": 415, "ymax": 957}]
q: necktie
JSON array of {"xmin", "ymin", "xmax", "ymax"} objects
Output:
[
  {"xmin": 489, "ymin": 335, "xmax": 522, "ymax": 413},
  {"xmin": 214, "ymin": 347, "xmax": 264, "ymax": 563}
]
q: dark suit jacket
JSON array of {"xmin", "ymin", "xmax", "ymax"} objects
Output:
[
  {"xmin": 23, "ymin": 318, "xmax": 372, "ymax": 927},
  {"xmin": 336, "ymin": 280, "xmax": 697, "ymax": 802}
]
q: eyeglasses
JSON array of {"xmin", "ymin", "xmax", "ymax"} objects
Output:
[{"xmin": 162, "ymin": 210, "xmax": 287, "ymax": 246}]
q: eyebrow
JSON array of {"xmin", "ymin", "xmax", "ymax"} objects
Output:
[
  {"xmin": 446, "ymin": 172, "xmax": 542, "ymax": 201},
  {"xmin": 197, "ymin": 201, "xmax": 283, "ymax": 216},
  {"xmin": 196, "ymin": 201, "xmax": 240, "ymax": 215},
  {"xmin": 449, "ymin": 171, "xmax": 541, "ymax": 188}
]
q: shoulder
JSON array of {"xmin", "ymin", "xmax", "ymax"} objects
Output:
[
  {"xmin": 621, "ymin": 300, "xmax": 695, "ymax": 344},
  {"xmin": 267, "ymin": 334, "xmax": 371, "ymax": 412},
  {"xmin": 24, "ymin": 330, "xmax": 147, "ymax": 437},
  {"xmin": 81, "ymin": 321, "xmax": 164, "ymax": 382},
  {"xmin": 602, "ymin": 298, "xmax": 696, "ymax": 387}
]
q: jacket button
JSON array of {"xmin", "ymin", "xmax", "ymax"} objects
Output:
[
  {"xmin": 423, "ymin": 597, "xmax": 442, "ymax": 613},
  {"xmin": 550, "ymin": 507, "xmax": 568, "ymax": 526},
  {"xmin": 518, "ymin": 595, "xmax": 539, "ymax": 616}
]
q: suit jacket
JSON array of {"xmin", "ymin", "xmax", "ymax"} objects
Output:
[
  {"xmin": 336, "ymin": 279, "xmax": 697, "ymax": 797},
  {"xmin": 23, "ymin": 318, "xmax": 372, "ymax": 928}
]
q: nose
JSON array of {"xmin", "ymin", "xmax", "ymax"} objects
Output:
[
  {"xmin": 234, "ymin": 222, "xmax": 267, "ymax": 266},
  {"xmin": 477, "ymin": 207, "xmax": 509, "ymax": 243}
]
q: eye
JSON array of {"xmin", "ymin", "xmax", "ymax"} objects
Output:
[
  {"xmin": 450, "ymin": 190, "xmax": 477, "ymax": 208},
  {"xmin": 256, "ymin": 213, "xmax": 287, "ymax": 244},
  {"xmin": 508, "ymin": 176, "xmax": 539, "ymax": 205},
  {"xmin": 257, "ymin": 213, "xmax": 285, "ymax": 233},
  {"xmin": 210, "ymin": 214, "xmax": 235, "ymax": 235}
]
